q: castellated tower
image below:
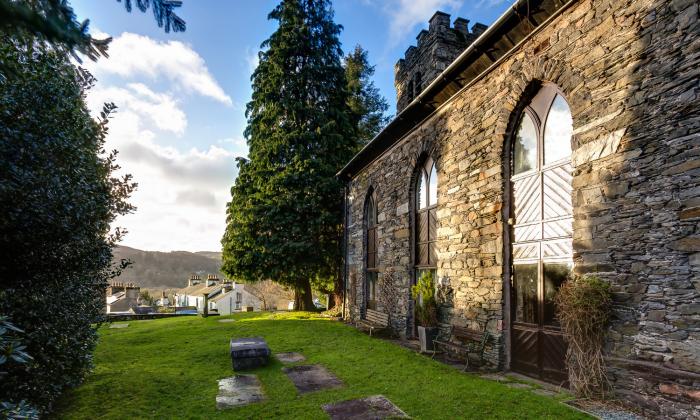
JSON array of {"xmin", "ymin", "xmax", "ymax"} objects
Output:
[{"xmin": 395, "ymin": 11, "xmax": 487, "ymax": 113}]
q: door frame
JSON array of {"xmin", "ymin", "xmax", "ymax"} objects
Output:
[{"xmin": 502, "ymin": 82, "xmax": 572, "ymax": 381}]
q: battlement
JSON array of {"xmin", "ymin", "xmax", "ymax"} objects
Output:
[{"xmin": 394, "ymin": 11, "xmax": 487, "ymax": 113}]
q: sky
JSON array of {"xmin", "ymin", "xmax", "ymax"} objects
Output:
[{"xmin": 71, "ymin": 0, "xmax": 510, "ymax": 252}]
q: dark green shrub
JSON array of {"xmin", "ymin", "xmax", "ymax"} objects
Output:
[
  {"xmin": 0, "ymin": 39, "xmax": 134, "ymax": 413},
  {"xmin": 0, "ymin": 316, "xmax": 39, "ymax": 419},
  {"xmin": 555, "ymin": 276, "xmax": 613, "ymax": 398},
  {"xmin": 411, "ymin": 271, "xmax": 438, "ymax": 327}
]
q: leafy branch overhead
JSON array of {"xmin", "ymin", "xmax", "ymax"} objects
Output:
[{"xmin": 0, "ymin": 0, "xmax": 186, "ymax": 61}]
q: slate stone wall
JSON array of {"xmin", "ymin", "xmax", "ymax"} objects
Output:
[{"xmin": 345, "ymin": 0, "xmax": 699, "ymax": 417}]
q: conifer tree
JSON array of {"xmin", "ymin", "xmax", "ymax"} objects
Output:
[
  {"xmin": 222, "ymin": 0, "xmax": 356, "ymax": 310},
  {"xmin": 344, "ymin": 45, "xmax": 390, "ymax": 148}
]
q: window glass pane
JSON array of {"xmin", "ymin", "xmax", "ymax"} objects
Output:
[
  {"xmin": 428, "ymin": 164, "xmax": 438, "ymax": 206},
  {"xmin": 366, "ymin": 197, "xmax": 375, "ymax": 227},
  {"xmin": 514, "ymin": 263, "xmax": 538, "ymax": 323},
  {"xmin": 514, "ymin": 113, "xmax": 538, "ymax": 174},
  {"xmin": 418, "ymin": 171, "xmax": 428, "ymax": 209},
  {"xmin": 367, "ymin": 271, "xmax": 377, "ymax": 310},
  {"xmin": 544, "ymin": 95, "xmax": 573, "ymax": 164},
  {"xmin": 543, "ymin": 262, "xmax": 571, "ymax": 326}
]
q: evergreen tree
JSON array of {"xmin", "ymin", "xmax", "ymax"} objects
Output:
[
  {"xmin": 344, "ymin": 44, "xmax": 390, "ymax": 148},
  {"xmin": 222, "ymin": 0, "xmax": 356, "ymax": 311}
]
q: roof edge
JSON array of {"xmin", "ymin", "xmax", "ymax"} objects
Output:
[{"xmin": 338, "ymin": 0, "xmax": 576, "ymax": 181}]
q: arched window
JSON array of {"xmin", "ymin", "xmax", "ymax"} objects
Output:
[
  {"xmin": 415, "ymin": 72, "xmax": 422, "ymax": 96},
  {"xmin": 365, "ymin": 191, "xmax": 378, "ymax": 310},
  {"xmin": 415, "ymin": 157, "xmax": 438, "ymax": 276},
  {"xmin": 407, "ymin": 80, "xmax": 414, "ymax": 103},
  {"xmin": 510, "ymin": 83, "xmax": 573, "ymax": 382}
]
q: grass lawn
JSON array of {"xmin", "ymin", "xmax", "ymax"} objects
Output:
[{"xmin": 55, "ymin": 312, "xmax": 589, "ymax": 419}]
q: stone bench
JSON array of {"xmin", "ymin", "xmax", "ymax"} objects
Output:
[{"xmin": 230, "ymin": 337, "xmax": 271, "ymax": 371}]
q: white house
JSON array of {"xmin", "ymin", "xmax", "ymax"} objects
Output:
[
  {"xmin": 106, "ymin": 282, "xmax": 141, "ymax": 313},
  {"xmin": 210, "ymin": 283, "xmax": 262, "ymax": 315},
  {"xmin": 173, "ymin": 274, "xmax": 209, "ymax": 309}
]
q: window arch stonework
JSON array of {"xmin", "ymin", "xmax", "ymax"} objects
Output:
[
  {"xmin": 412, "ymin": 156, "xmax": 438, "ymax": 271},
  {"xmin": 507, "ymin": 82, "xmax": 574, "ymax": 382},
  {"xmin": 364, "ymin": 190, "xmax": 378, "ymax": 311}
]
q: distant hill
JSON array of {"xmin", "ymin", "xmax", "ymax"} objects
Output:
[{"xmin": 112, "ymin": 245, "xmax": 225, "ymax": 289}]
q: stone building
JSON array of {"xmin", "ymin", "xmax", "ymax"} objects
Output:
[{"xmin": 339, "ymin": 0, "xmax": 699, "ymax": 417}]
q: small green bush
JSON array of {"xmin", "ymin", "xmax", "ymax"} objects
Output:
[
  {"xmin": 411, "ymin": 271, "xmax": 438, "ymax": 327},
  {"xmin": 555, "ymin": 276, "xmax": 613, "ymax": 398}
]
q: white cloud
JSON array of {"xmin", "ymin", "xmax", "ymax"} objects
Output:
[
  {"xmin": 86, "ymin": 32, "xmax": 233, "ymax": 106},
  {"xmin": 85, "ymin": 86, "xmax": 242, "ymax": 252},
  {"xmin": 382, "ymin": 0, "xmax": 463, "ymax": 46},
  {"xmin": 245, "ymin": 47, "xmax": 260, "ymax": 74},
  {"xmin": 79, "ymin": 31, "xmax": 242, "ymax": 251},
  {"xmin": 87, "ymin": 83, "xmax": 187, "ymax": 135},
  {"xmin": 476, "ymin": 0, "xmax": 509, "ymax": 8}
]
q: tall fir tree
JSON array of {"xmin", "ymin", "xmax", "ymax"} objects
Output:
[
  {"xmin": 222, "ymin": 0, "xmax": 356, "ymax": 310},
  {"xmin": 344, "ymin": 44, "xmax": 390, "ymax": 148}
]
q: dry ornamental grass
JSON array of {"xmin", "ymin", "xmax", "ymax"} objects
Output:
[{"xmin": 555, "ymin": 276, "xmax": 613, "ymax": 399}]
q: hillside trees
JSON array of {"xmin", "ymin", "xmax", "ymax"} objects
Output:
[{"xmin": 222, "ymin": 0, "xmax": 356, "ymax": 310}]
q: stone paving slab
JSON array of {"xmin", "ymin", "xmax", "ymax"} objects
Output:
[
  {"xmin": 283, "ymin": 364, "xmax": 343, "ymax": 394},
  {"xmin": 532, "ymin": 388, "xmax": 558, "ymax": 397},
  {"xmin": 323, "ymin": 395, "xmax": 409, "ymax": 419},
  {"xmin": 506, "ymin": 382, "xmax": 533, "ymax": 390},
  {"xmin": 218, "ymin": 319, "xmax": 236, "ymax": 323},
  {"xmin": 216, "ymin": 374, "xmax": 265, "ymax": 409},
  {"xmin": 276, "ymin": 352, "xmax": 306, "ymax": 363},
  {"xmin": 109, "ymin": 323, "xmax": 129, "ymax": 329},
  {"xmin": 479, "ymin": 373, "xmax": 508, "ymax": 382}
]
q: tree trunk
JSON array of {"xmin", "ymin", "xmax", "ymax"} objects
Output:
[
  {"xmin": 294, "ymin": 278, "xmax": 315, "ymax": 311},
  {"xmin": 328, "ymin": 291, "xmax": 342, "ymax": 310}
]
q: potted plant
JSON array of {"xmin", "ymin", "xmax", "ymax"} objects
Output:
[{"xmin": 411, "ymin": 271, "xmax": 439, "ymax": 352}]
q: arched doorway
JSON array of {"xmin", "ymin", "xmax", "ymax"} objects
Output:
[{"xmin": 509, "ymin": 83, "xmax": 573, "ymax": 384}]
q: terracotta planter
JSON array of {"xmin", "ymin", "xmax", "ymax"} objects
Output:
[{"xmin": 417, "ymin": 326, "xmax": 438, "ymax": 353}]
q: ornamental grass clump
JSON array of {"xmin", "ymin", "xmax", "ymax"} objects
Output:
[
  {"xmin": 555, "ymin": 276, "xmax": 613, "ymax": 399},
  {"xmin": 411, "ymin": 271, "xmax": 438, "ymax": 327}
]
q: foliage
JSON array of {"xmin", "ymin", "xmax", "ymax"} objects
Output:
[
  {"xmin": 344, "ymin": 44, "xmax": 390, "ymax": 148},
  {"xmin": 0, "ymin": 40, "xmax": 135, "ymax": 412},
  {"xmin": 221, "ymin": 0, "xmax": 357, "ymax": 310},
  {"xmin": 555, "ymin": 276, "xmax": 613, "ymax": 398},
  {"xmin": 0, "ymin": 317, "xmax": 32, "ymax": 369},
  {"xmin": 0, "ymin": 0, "xmax": 185, "ymax": 62},
  {"xmin": 243, "ymin": 280, "xmax": 294, "ymax": 311},
  {"xmin": 54, "ymin": 314, "xmax": 586, "ymax": 419},
  {"xmin": 117, "ymin": 0, "xmax": 186, "ymax": 33},
  {"xmin": 139, "ymin": 290, "xmax": 156, "ymax": 307},
  {"xmin": 411, "ymin": 271, "xmax": 438, "ymax": 327},
  {"xmin": 0, "ymin": 318, "xmax": 39, "ymax": 419}
]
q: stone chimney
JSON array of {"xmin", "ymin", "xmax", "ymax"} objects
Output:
[
  {"xmin": 206, "ymin": 274, "xmax": 219, "ymax": 287},
  {"xmin": 394, "ymin": 11, "xmax": 487, "ymax": 113},
  {"xmin": 107, "ymin": 281, "xmax": 126, "ymax": 296},
  {"xmin": 188, "ymin": 274, "xmax": 201, "ymax": 287}
]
